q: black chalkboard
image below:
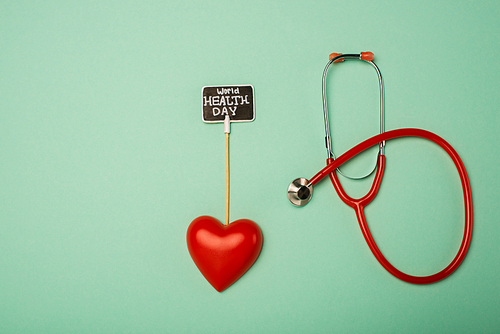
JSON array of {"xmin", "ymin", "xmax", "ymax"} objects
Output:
[{"xmin": 202, "ymin": 85, "xmax": 255, "ymax": 123}]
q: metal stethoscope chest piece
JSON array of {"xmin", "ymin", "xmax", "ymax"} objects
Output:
[{"xmin": 288, "ymin": 52, "xmax": 384, "ymax": 206}]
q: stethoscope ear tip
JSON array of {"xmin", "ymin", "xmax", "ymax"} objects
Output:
[{"xmin": 287, "ymin": 178, "xmax": 313, "ymax": 206}]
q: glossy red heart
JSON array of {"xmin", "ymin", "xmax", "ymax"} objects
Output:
[{"xmin": 187, "ymin": 216, "xmax": 263, "ymax": 292}]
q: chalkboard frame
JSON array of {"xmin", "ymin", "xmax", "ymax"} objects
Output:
[{"xmin": 201, "ymin": 85, "xmax": 255, "ymax": 123}]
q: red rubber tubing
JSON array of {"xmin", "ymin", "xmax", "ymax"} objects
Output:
[{"xmin": 310, "ymin": 128, "xmax": 473, "ymax": 284}]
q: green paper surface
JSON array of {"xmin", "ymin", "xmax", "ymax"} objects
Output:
[{"xmin": 1, "ymin": 1, "xmax": 499, "ymax": 333}]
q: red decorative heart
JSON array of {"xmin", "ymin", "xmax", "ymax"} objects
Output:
[{"xmin": 187, "ymin": 216, "xmax": 263, "ymax": 292}]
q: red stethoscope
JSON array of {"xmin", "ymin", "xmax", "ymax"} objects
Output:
[{"xmin": 287, "ymin": 52, "xmax": 473, "ymax": 284}]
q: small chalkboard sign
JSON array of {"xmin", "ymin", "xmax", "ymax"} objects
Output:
[{"xmin": 202, "ymin": 85, "xmax": 255, "ymax": 123}]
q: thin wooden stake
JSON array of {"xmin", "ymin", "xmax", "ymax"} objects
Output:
[{"xmin": 225, "ymin": 132, "xmax": 229, "ymax": 225}]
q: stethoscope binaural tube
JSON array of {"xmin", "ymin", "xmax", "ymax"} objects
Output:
[
  {"xmin": 292, "ymin": 128, "xmax": 473, "ymax": 284},
  {"xmin": 323, "ymin": 52, "xmax": 385, "ymax": 179}
]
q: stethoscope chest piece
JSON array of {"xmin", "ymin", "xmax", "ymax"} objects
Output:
[{"xmin": 287, "ymin": 178, "xmax": 313, "ymax": 206}]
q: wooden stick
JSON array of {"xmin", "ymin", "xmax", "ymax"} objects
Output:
[{"xmin": 225, "ymin": 132, "xmax": 229, "ymax": 225}]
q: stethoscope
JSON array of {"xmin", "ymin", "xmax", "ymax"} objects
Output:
[{"xmin": 287, "ymin": 52, "xmax": 473, "ymax": 284}]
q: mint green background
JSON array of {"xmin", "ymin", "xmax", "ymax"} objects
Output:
[{"xmin": 1, "ymin": 1, "xmax": 499, "ymax": 333}]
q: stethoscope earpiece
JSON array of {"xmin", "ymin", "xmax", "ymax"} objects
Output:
[{"xmin": 287, "ymin": 178, "xmax": 313, "ymax": 206}]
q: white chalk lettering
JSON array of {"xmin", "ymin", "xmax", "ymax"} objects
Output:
[
  {"xmin": 212, "ymin": 96, "xmax": 220, "ymax": 105},
  {"xmin": 216, "ymin": 87, "xmax": 240, "ymax": 95},
  {"xmin": 212, "ymin": 107, "xmax": 221, "ymax": 116},
  {"xmin": 203, "ymin": 96, "xmax": 212, "ymax": 106},
  {"xmin": 221, "ymin": 107, "xmax": 229, "ymax": 116},
  {"xmin": 240, "ymin": 95, "xmax": 249, "ymax": 105},
  {"xmin": 229, "ymin": 106, "xmax": 237, "ymax": 115}
]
